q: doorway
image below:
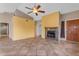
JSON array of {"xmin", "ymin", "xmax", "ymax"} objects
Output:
[
  {"xmin": 67, "ymin": 19, "xmax": 79, "ymax": 42},
  {"xmin": 0, "ymin": 23, "xmax": 9, "ymax": 38}
]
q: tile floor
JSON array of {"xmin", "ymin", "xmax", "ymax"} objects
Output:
[{"xmin": 0, "ymin": 36, "xmax": 79, "ymax": 56}]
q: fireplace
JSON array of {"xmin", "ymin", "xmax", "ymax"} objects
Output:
[
  {"xmin": 47, "ymin": 31, "xmax": 56, "ymax": 38},
  {"xmin": 45, "ymin": 27, "xmax": 58, "ymax": 39}
]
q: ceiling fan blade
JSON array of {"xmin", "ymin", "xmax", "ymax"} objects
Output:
[
  {"xmin": 27, "ymin": 11, "xmax": 33, "ymax": 14},
  {"xmin": 36, "ymin": 5, "xmax": 41, "ymax": 9},
  {"xmin": 38, "ymin": 10, "xmax": 45, "ymax": 13},
  {"xmin": 35, "ymin": 13, "xmax": 38, "ymax": 16},
  {"xmin": 25, "ymin": 7, "xmax": 32, "ymax": 10}
]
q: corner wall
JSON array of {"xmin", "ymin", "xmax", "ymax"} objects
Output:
[
  {"xmin": 0, "ymin": 12, "xmax": 13, "ymax": 39},
  {"xmin": 12, "ymin": 16, "xmax": 36, "ymax": 40},
  {"xmin": 41, "ymin": 12, "xmax": 60, "ymax": 39},
  {"xmin": 61, "ymin": 10, "xmax": 79, "ymax": 40}
]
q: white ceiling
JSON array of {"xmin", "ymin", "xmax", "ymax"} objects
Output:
[
  {"xmin": 0, "ymin": 3, "xmax": 79, "ymax": 20},
  {"xmin": 0, "ymin": 3, "xmax": 21, "ymax": 12}
]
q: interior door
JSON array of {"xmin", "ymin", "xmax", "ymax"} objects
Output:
[{"xmin": 67, "ymin": 19, "xmax": 79, "ymax": 42}]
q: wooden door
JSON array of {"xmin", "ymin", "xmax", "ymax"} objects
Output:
[{"xmin": 67, "ymin": 19, "xmax": 79, "ymax": 42}]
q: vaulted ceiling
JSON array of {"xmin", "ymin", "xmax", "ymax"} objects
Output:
[{"xmin": 0, "ymin": 3, "xmax": 79, "ymax": 20}]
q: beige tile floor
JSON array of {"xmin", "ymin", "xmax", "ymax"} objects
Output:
[{"xmin": 0, "ymin": 36, "xmax": 79, "ymax": 56}]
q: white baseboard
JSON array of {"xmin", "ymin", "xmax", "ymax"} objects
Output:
[{"xmin": 59, "ymin": 38, "xmax": 66, "ymax": 41}]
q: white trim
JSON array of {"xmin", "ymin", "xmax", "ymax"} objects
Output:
[
  {"xmin": 65, "ymin": 20, "xmax": 67, "ymax": 40},
  {"xmin": 58, "ymin": 26, "xmax": 60, "ymax": 41}
]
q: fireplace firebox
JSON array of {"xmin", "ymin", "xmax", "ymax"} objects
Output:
[
  {"xmin": 45, "ymin": 27, "xmax": 58, "ymax": 39},
  {"xmin": 47, "ymin": 31, "xmax": 55, "ymax": 38}
]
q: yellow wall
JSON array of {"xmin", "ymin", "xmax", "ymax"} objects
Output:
[
  {"xmin": 12, "ymin": 16, "xmax": 36, "ymax": 40},
  {"xmin": 41, "ymin": 12, "xmax": 60, "ymax": 38}
]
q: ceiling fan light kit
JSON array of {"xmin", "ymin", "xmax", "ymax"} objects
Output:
[{"xmin": 25, "ymin": 5, "xmax": 45, "ymax": 16}]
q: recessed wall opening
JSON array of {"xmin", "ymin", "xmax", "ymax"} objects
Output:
[
  {"xmin": 61, "ymin": 21, "xmax": 65, "ymax": 38},
  {"xmin": 0, "ymin": 23, "xmax": 9, "ymax": 38},
  {"xmin": 45, "ymin": 27, "xmax": 58, "ymax": 40}
]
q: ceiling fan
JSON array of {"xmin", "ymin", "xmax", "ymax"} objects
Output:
[{"xmin": 25, "ymin": 5, "xmax": 45, "ymax": 16}]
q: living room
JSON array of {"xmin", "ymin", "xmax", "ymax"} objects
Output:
[{"xmin": 0, "ymin": 3, "xmax": 79, "ymax": 56}]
